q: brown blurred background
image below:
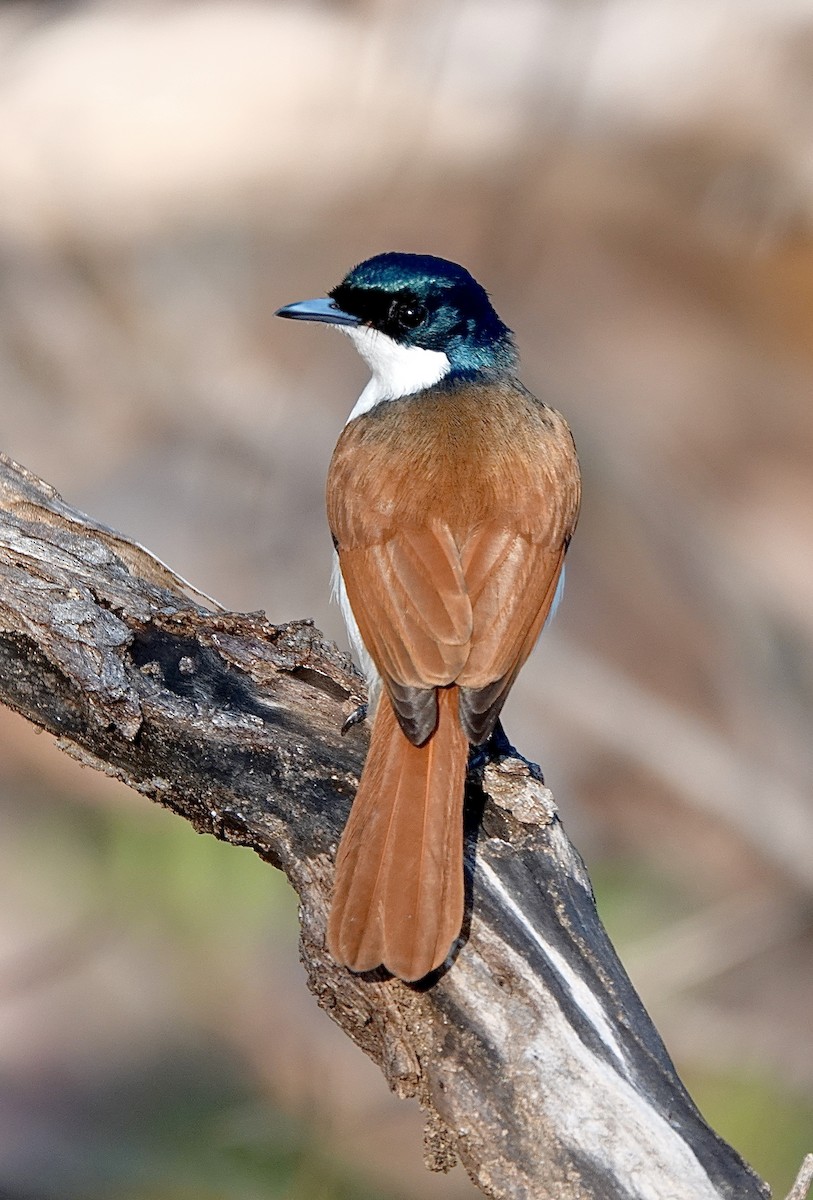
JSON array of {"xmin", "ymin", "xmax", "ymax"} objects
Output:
[{"xmin": 0, "ymin": 1, "xmax": 811, "ymax": 1196}]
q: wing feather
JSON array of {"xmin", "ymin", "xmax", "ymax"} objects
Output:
[
  {"xmin": 459, "ymin": 524, "xmax": 565, "ymax": 688},
  {"xmin": 339, "ymin": 525, "xmax": 472, "ymax": 691},
  {"xmin": 328, "ymin": 381, "xmax": 581, "ymax": 747}
]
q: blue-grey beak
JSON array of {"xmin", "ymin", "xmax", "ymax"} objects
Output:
[{"xmin": 275, "ymin": 298, "xmax": 360, "ymax": 326}]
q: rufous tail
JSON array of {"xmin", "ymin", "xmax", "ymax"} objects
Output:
[{"xmin": 327, "ymin": 686, "xmax": 468, "ymax": 982}]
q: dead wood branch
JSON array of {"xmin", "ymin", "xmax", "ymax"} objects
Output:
[{"xmin": 0, "ymin": 452, "xmax": 775, "ymax": 1200}]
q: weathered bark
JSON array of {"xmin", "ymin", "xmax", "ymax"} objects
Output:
[{"xmin": 0, "ymin": 452, "xmax": 779, "ymax": 1200}]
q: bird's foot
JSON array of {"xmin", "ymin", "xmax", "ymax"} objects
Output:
[
  {"xmin": 341, "ymin": 702, "xmax": 368, "ymax": 735},
  {"xmin": 467, "ymin": 719, "xmax": 544, "ymax": 783}
]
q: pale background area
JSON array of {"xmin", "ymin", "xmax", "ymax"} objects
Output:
[{"xmin": 0, "ymin": 2, "xmax": 811, "ymax": 1196}]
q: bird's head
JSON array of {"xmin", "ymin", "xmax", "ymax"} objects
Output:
[{"xmin": 277, "ymin": 253, "xmax": 517, "ymax": 405}]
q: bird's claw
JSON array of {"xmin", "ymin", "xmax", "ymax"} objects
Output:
[
  {"xmin": 467, "ymin": 719, "xmax": 544, "ymax": 783},
  {"xmin": 341, "ymin": 702, "xmax": 368, "ymax": 735}
]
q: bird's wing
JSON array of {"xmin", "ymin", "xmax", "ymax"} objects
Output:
[
  {"xmin": 328, "ymin": 381, "xmax": 580, "ymax": 746},
  {"xmin": 337, "ymin": 520, "xmax": 568, "ymax": 746},
  {"xmin": 459, "ymin": 521, "xmax": 565, "ymax": 686},
  {"xmin": 338, "ymin": 522, "xmax": 472, "ymax": 689},
  {"xmin": 456, "ymin": 521, "xmax": 567, "ymax": 743},
  {"xmin": 337, "ymin": 522, "xmax": 473, "ymax": 744}
]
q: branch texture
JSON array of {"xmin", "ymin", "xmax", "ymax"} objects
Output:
[{"xmin": 0, "ymin": 453, "xmax": 770, "ymax": 1200}]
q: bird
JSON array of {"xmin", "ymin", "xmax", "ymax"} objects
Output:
[{"xmin": 276, "ymin": 253, "xmax": 580, "ymax": 982}]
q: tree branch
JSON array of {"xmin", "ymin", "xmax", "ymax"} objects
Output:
[{"xmin": 0, "ymin": 452, "xmax": 776, "ymax": 1200}]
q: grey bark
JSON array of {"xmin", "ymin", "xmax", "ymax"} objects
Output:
[{"xmin": 0, "ymin": 452, "xmax": 777, "ymax": 1200}]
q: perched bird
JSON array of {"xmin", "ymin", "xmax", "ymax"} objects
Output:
[{"xmin": 277, "ymin": 253, "xmax": 580, "ymax": 982}]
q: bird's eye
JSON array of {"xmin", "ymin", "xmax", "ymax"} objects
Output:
[{"xmin": 389, "ymin": 299, "xmax": 426, "ymax": 332}]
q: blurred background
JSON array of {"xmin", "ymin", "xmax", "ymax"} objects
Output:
[{"xmin": 0, "ymin": 0, "xmax": 811, "ymax": 1196}]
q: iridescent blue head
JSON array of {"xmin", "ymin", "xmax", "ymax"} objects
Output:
[
  {"xmin": 277, "ymin": 254, "xmax": 518, "ymax": 404},
  {"xmin": 332, "ymin": 253, "xmax": 515, "ymax": 375}
]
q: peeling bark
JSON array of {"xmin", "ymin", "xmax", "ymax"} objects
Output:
[{"xmin": 0, "ymin": 452, "xmax": 775, "ymax": 1200}]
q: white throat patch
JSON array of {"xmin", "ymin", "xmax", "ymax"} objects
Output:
[{"xmin": 343, "ymin": 325, "xmax": 450, "ymax": 423}]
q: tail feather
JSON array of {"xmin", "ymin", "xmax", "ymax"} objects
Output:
[{"xmin": 328, "ymin": 687, "xmax": 468, "ymax": 981}]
